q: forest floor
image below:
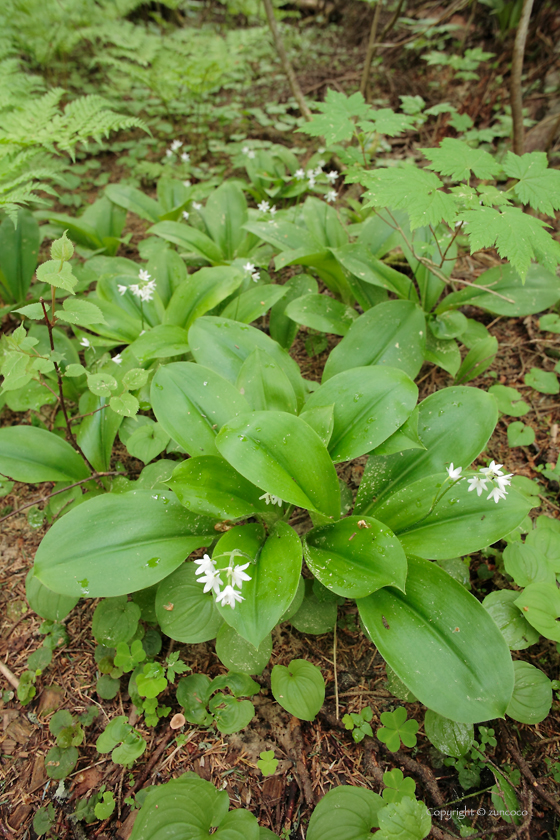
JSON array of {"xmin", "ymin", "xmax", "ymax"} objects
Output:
[{"xmin": 1, "ymin": 2, "xmax": 560, "ymax": 838}]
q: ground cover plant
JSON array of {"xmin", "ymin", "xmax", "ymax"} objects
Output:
[{"xmin": 1, "ymin": 1, "xmax": 560, "ymax": 839}]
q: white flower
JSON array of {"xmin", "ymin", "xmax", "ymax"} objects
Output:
[
  {"xmin": 326, "ymin": 190, "xmax": 337, "ymax": 203},
  {"xmin": 80, "ymin": 337, "xmax": 91, "ymax": 348},
  {"xmin": 258, "ymin": 200, "xmax": 270, "ymax": 213},
  {"xmin": 495, "ymin": 473, "xmax": 514, "ymax": 491},
  {"xmin": 130, "ymin": 283, "xmax": 141, "ymax": 298},
  {"xmin": 192, "ymin": 202, "xmax": 202, "ymax": 210},
  {"xmin": 112, "ymin": 353, "xmax": 123, "ymax": 365},
  {"xmin": 295, "ymin": 168, "xmax": 305, "ymax": 179},
  {"xmin": 251, "ymin": 271, "xmax": 260, "ymax": 282},
  {"xmin": 243, "ymin": 146, "xmax": 255, "ymax": 159},
  {"xmin": 315, "ymin": 163, "xmax": 325, "ymax": 174},
  {"xmin": 467, "ymin": 476, "xmax": 488, "ymax": 496},
  {"xmin": 215, "ymin": 585, "xmax": 244, "ymax": 609},
  {"xmin": 165, "ymin": 149, "xmax": 173, "ymax": 158},
  {"xmin": 183, "ymin": 179, "xmax": 192, "ymax": 187},
  {"xmin": 183, "ymin": 211, "xmax": 190, "ymax": 221},
  {"xmin": 118, "ymin": 284, "xmax": 127, "ymax": 295},
  {"xmin": 259, "ymin": 492, "xmax": 283, "ymax": 507},
  {"xmin": 269, "ymin": 206, "xmax": 277, "ymax": 216},
  {"xmin": 228, "ymin": 562, "xmax": 252, "ymax": 589},
  {"xmin": 447, "ymin": 463, "xmax": 462, "ymax": 480},
  {"xmin": 194, "ymin": 554, "xmax": 215, "ymax": 575},
  {"xmin": 181, "ymin": 151, "xmax": 190, "ymax": 162},
  {"xmin": 487, "ymin": 486, "xmax": 508, "ymax": 504},
  {"xmin": 326, "ymin": 170, "xmax": 338, "ymax": 183},
  {"xmin": 171, "ymin": 140, "xmax": 183, "ymax": 151},
  {"xmin": 198, "ymin": 567, "xmax": 224, "ymax": 595},
  {"xmin": 243, "ymin": 262, "xmax": 256, "ymax": 273},
  {"xmin": 242, "ymin": 146, "xmax": 249, "ymax": 154},
  {"xmin": 138, "ymin": 269, "xmax": 151, "ymax": 283},
  {"xmin": 480, "ymin": 460, "xmax": 504, "ymax": 479}
]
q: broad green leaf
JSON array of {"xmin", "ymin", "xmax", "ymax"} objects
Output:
[
  {"xmin": 128, "ymin": 325, "xmax": 190, "ymax": 363},
  {"xmin": 271, "ymin": 659, "xmax": 325, "ymax": 720},
  {"xmin": 285, "ymin": 293, "xmax": 358, "ymax": 336},
  {"xmin": 57, "ymin": 298, "xmax": 105, "ymax": 327},
  {"xmin": 482, "ymin": 590, "xmax": 539, "ymax": 650},
  {"xmin": 524, "ymin": 367, "xmax": 558, "ymax": 394},
  {"xmin": 302, "ymin": 365, "xmax": 417, "ymax": 463},
  {"xmin": 424, "ymin": 333, "xmax": 461, "ymax": 376},
  {"xmin": 454, "ymin": 336, "xmax": 497, "ymax": 383},
  {"xmin": 307, "ymin": 786, "xmax": 384, "ymax": 840},
  {"xmin": 189, "ymin": 316, "xmax": 306, "ymax": 410},
  {"xmin": 423, "ymin": 710, "xmax": 473, "ymax": 757},
  {"xmin": 148, "ymin": 221, "xmax": 224, "ymax": 264},
  {"xmin": 371, "ymin": 474, "xmax": 531, "ymax": 559},
  {"xmin": 300, "ymin": 404, "xmax": 335, "ymax": 447},
  {"xmin": 25, "ymin": 569, "xmax": 78, "ymax": 621},
  {"xmin": 526, "ymin": 523, "xmax": 560, "ymax": 572},
  {"xmin": 15, "ymin": 302, "xmax": 46, "ymax": 319},
  {"xmin": 92, "ymin": 596, "xmax": 140, "ymax": 646},
  {"xmin": 378, "ymin": 707, "xmax": 418, "ymax": 751},
  {"xmin": 209, "ymin": 694, "xmax": 255, "ymax": 734},
  {"xmin": 333, "ymin": 244, "xmax": 414, "ymax": 300},
  {"xmin": 503, "ymin": 543, "xmax": 555, "ymax": 587},
  {"xmin": 36, "ymin": 260, "xmax": 77, "ymax": 293},
  {"xmin": 303, "ymin": 516, "xmax": 407, "ymax": 599},
  {"xmin": 215, "ymin": 624, "xmax": 272, "ymax": 675},
  {"xmin": 236, "ymin": 348, "xmax": 297, "ymax": 414},
  {"xmin": 155, "ymin": 562, "xmax": 223, "ymax": 643},
  {"xmin": 165, "ymin": 266, "xmax": 244, "ymax": 330},
  {"xmin": 110, "ymin": 392, "xmax": 139, "ymax": 417},
  {"xmin": 216, "ymin": 411, "xmax": 341, "ymax": 518},
  {"xmin": 213, "ymin": 522, "xmax": 302, "ymax": 648},
  {"xmin": 122, "ymin": 368, "xmax": 149, "ymax": 391},
  {"xmin": 323, "ymin": 301, "xmax": 426, "ymax": 382},
  {"xmin": 0, "ymin": 210, "xmax": 40, "ymax": 303},
  {"xmin": 151, "ymin": 362, "xmax": 250, "ymax": 457},
  {"xmin": 377, "ymin": 796, "xmax": 431, "ymax": 840},
  {"xmin": 87, "ymin": 371, "xmax": 118, "ymax": 397},
  {"xmin": 176, "ymin": 674, "xmax": 214, "ymax": 725},
  {"xmin": 539, "ymin": 313, "xmax": 560, "ymax": 333},
  {"xmin": 355, "ymin": 386, "xmax": 497, "ymax": 512},
  {"xmin": 201, "ymin": 181, "xmax": 248, "ymax": 260},
  {"xmin": 428, "ymin": 311, "xmax": 468, "ymax": 340},
  {"xmin": 361, "ymin": 165, "xmax": 456, "ymax": 229},
  {"xmin": 358, "ymin": 557, "xmax": 515, "ymax": 723},
  {"xmin": 221, "ymin": 285, "xmax": 287, "ymax": 324},
  {"xmin": 439, "ymin": 263, "xmax": 560, "ymax": 317},
  {"xmin": 127, "ymin": 422, "xmax": 170, "ymax": 464},
  {"xmin": 45, "ymin": 746, "xmax": 78, "ymax": 779},
  {"xmin": 0, "ymin": 426, "xmax": 90, "ymax": 482},
  {"xmin": 488, "ymin": 385, "xmax": 530, "ymax": 417},
  {"xmin": 34, "ymin": 490, "xmax": 217, "ymax": 598},
  {"xmin": 168, "ymin": 456, "xmax": 270, "ymax": 520},
  {"xmin": 290, "ymin": 579, "xmax": 338, "ymax": 634},
  {"xmin": 106, "ymin": 184, "xmax": 162, "ymax": 223},
  {"xmin": 381, "ymin": 769, "xmax": 416, "ymax": 804},
  {"xmin": 505, "ymin": 661, "xmax": 552, "ymax": 724},
  {"xmin": 504, "ymin": 150, "xmax": 560, "ymax": 216},
  {"xmin": 299, "ymin": 89, "xmax": 373, "ymax": 144},
  {"xmin": 77, "ymin": 392, "xmax": 123, "ymax": 472},
  {"xmin": 423, "ymin": 139, "xmax": 501, "ymax": 181},
  {"xmin": 269, "ymin": 273, "xmax": 318, "ymax": 349},
  {"xmin": 514, "ymin": 583, "xmax": 560, "ymax": 642}
]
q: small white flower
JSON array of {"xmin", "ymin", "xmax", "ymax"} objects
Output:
[
  {"xmin": 251, "ymin": 271, "xmax": 260, "ymax": 282},
  {"xmin": 326, "ymin": 170, "xmax": 338, "ymax": 183},
  {"xmin": 247, "ymin": 150, "xmax": 256, "ymax": 159},
  {"xmin": 192, "ymin": 202, "xmax": 202, "ymax": 210},
  {"xmin": 242, "ymin": 146, "xmax": 249, "ymax": 154},
  {"xmin": 138, "ymin": 269, "xmax": 151, "ymax": 283},
  {"xmin": 181, "ymin": 151, "xmax": 190, "ymax": 162},
  {"xmin": 269, "ymin": 206, "xmax": 277, "ymax": 216},
  {"xmin": 447, "ymin": 463, "xmax": 462, "ymax": 480},
  {"xmin": 228, "ymin": 562, "xmax": 252, "ymax": 589},
  {"xmin": 326, "ymin": 190, "xmax": 337, "ymax": 203},
  {"xmin": 495, "ymin": 473, "xmax": 514, "ymax": 491},
  {"xmin": 215, "ymin": 585, "xmax": 245, "ymax": 609},
  {"xmin": 112, "ymin": 353, "xmax": 123, "ymax": 365},
  {"xmin": 130, "ymin": 283, "xmax": 141, "ymax": 298},
  {"xmin": 257, "ymin": 200, "xmax": 270, "ymax": 213},
  {"xmin": 487, "ymin": 486, "xmax": 508, "ymax": 504},
  {"xmin": 183, "ymin": 211, "xmax": 190, "ymax": 221},
  {"xmin": 243, "ymin": 262, "xmax": 256, "ymax": 273},
  {"xmin": 183, "ymin": 179, "xmax": 192, "ymax": 187},
  {"xmin": 318, "ymin": 146, "xmax": 325, "ymax": 154},
  {"xmin": 165, "ymin": 149, "xmax": 173, "ymax": 158},
  {"xmin": 194, "ymin": 554, "xmax": 215, "ymax": 575},
  {"xmin": 80, "ymin": 337, "xmax": 91, "ymax": 348},
  {"xmin": 315, "ymin": 163, "xmax": 324, "ymax": 175},
  {"xmin": 198, "ymin": 567, "xmax": 224, "ymax": 595},
  {"xmin": 295, "ymin": 168, "xmax": 305, "ymax": 179},
  {"xmin": 467, "ymin": 476, "xmax": 488, "ymax": 496},
  {"xmin": 118, "ymin": 284, "xmax": 127, "ymax": 295},
  {"xmin": 259, "ymin": 492, "xmax": 283, "ymax": 507},
  {"xmin": 171, "ymin": 140, "xmax": 183, "ymax": 151},
  {"xmin": 480, "ymin": 460, "xmax": 504, "ymax": 479}
]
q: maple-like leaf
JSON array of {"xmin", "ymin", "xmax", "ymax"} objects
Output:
[
  {"xmin": 360, "ymin": 109, "xmax": 416, "ymax": 137},
  {"xmin": 423, "ymin": 138, "xmax": 501, "ymax": 181},
  {"xmin": 459, "ymin": 205, "xmax": 560, "ymax": 280},
  {"xmin": 504, "ymin": 150, "xmax": 560, "ymax": 216},
  {"xmin": 362, "ymin": 165, "xmax": 456, "ymax": 229},
  {"xmin": 298, "ymin": 89, "xmax": 372, "ymax": 144}
]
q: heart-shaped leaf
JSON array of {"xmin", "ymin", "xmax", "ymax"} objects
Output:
[
  {"xmin": 482, "ymin": 590, "xmax": 540, "ymax": 650},
  {"xmin": 505, "ymin": 661, "xmax": 552, "ymax": 724},
  {"xmin": 507, "ymin": 421, "xmax": 535, "ymax": 447},
  {"xmin": 155, "ymin": 562, "xmax": 223, "ymax": 643},
  {"xmin": 307, "ymin": 786, "xmax": 384, "ymax": 840},
  {"xmin": 514, "ymin": 582, "xmax": 560, "ymax": 642},
  {"xmin": 271, "ymin": 659, "xmax": 325, "ymax": 720},
  {"xmin": 423, "ymin": 710, "xmax": 473, "ymax": 757}
]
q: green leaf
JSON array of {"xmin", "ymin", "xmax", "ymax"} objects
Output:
[
  {"xmin": 215, "ymin": 624, "xmax": 272, "ymax": 675},
  {"xmin": 440, "ymin": 263, "xmax": 560, "ymax": 317},
  {"xmin": 45, "ymin": 746, "xmax": 78, "ymax": 779},
  {"xmin": 377, "ymin": 797, "xmax": 431, "ymax": 840},
  {"xmin": 87, "ymin": 371, "xmax": 118, "ymax": 397},
  {"xmin": 424, "ymin": 333, "xmax": 461, "ymax": 376},
  {"xmin": 236, "ymin": 348, "xmax": 297, "ymax": 414},
  {"xmin": 201, "ymin": 181, "xmax": 248, "ymax": 260},
  {"xmin": 58, "ymin": 298, "xmax": 105, "ymax": 326},
  {"xmin": 303, "ymin": 365, "xmax": 418, "ymax": 463},
  {"xmin": 307, "ymin": 786, "xmax": 385, "ymax": 840},
  {"xmin": 106, "ymin": 184, "xmax": 162, "ymax": 223},
  {"xmin": 362, "ymin": 166, "xmax": 456, "ymax": 229},
  {"xmin": 176, "ymin": 674, "xmax": 214, "ymax": 726},
  {"xmin": 506, "ymin": 661, "xmax": 552, "ymax": 724},
  {"xmin": 15, "ymin": 302, "xmax": 46, "ymax": 319},
  {"xmin": 382, "ymin": 769, "xmax": 416, "ymax": 804},
  {"xmin": 216, "ymin": 411, "xmax": 341, "ymax": 518},
  {"xmin": 290, "ymin": 579, "xmax": 338, "ymax": 634},
  {"xmin": 455, "ymin": 336, "xmax": 498, "ymax": 383},
  {"xmin": 507, "ymin": 421, "xmax": 535, "ymax": 447},
  {"xmin": 524, "ymin": 367, "xmax": 559, "ymax": 394},
  {"xmin": 128, "ymin": 325, "xmax": 190, "ymax": 363},
  {"xmin": 94, "ymin": 791, "xmax": 115, "ymax": 821},
  {"xmin": 33, "ymin": 804, "xmax": 56, "ymax": 837},
  {"xmin": 514, "ymin": 583, "xmax": 560, "ymax": 642},
  {"xmin": 0, "ymin": 210, "xmax": 39, "ymax": 304},
  {"xmin": 377, "ymin": 707, "xmax": 419, "ymax": 751},
  {"xmin": 97, "ymin": 675, "xmax": 120, "ymax": 699},
  {"xmin": 355, "ymin": 386, "xmax": 497, "ymax": 512},
  {"xmin": 488, "ymin": 385, "xmax": 530, "ymax": 417},
  {"xmin": 303, "ymin": 516, "xmax": 407, "ymax": 599},
  {"xmin": 299, "ymin": 89, "xmax": 373, "ymax": 144},
  {"xmin": 222, "ymin": 285, "xmax": 287, "ymax": 324},
  {"xmin": 539, "ymin": 313, "xmax": 560, "ymax": 333},
  {"xmin": 504, "ymin": 150, "xmax": 560, "ymax": 216},
  {"xmin": 285, "ymin": 294, "xmax": 358, "ymax": 336},
  {"xmin": 149, "ymin": 221, "xmax": 225, "ymax": 264},
  {"xmin": 271, "ymin": 659, "xmax": 325, "ymax": 720},
  {"xmin": 257, "ymin": 750, "xmax": 278, "ymax": 777},
  {"xmin": 366, "ymin": 108, "xmax": 416, "ymax": 136},
  {"xmin": 482, "ymin": 590, "xmax": 540, "ymax": 650},
  {"xmin": 358, "ymin": 556, "xmax": 515, "ymax": 723},
  {"xmin": 155, "ymin": 562, "xmax": 224, "ymax": 644},
  {"xmin": 122, "ymin": 368, "xmax": 149, "ymax": 390},
  {"xmin": 213, "ymin": 522, "xmax": 302, "ymax": 648},
  {"xmin": 151, "ymin": 361, "xmax": 250, "ymax": 457},
  {"xmin": 423, "ymin": 139, "xmax": 501, "ymax": 181},
  {"xmin": 269, "ymin": 273, "xmax": 318, "ymax": 349},
  {"xmin": 36, "ymin": 259, "xmax": 77, "ymax": 294},
  {"xmin": 25, "ymin": 569, "xmax": 78, "ymax": 621},
  {"xmin": 165, "ymin": 266, "xmax": 244, "ymax": 330},
  {"xmin": 34, "ymin": 490, "xmax": 218, "ymax": 598},
  {"xmin": 127, "ymin": 421, "xmax": 170, "ymax": 464},
  {"xmin": 423, "ymin": 710, "xmax": 473, "ymax": 757},
  {"xmin": 92, "ymin": 596, "xmax": 140, "ymax": 646},
  {"xmin": 77, "ymin": 392, "xmax": 123, "ymax": 472},
  {"xmin": 0, "ymin": 426, "xmax": 90, "ymax": 483},
  {"xmin": 209, "ymin": 694, "xmax": 256, "ymax": 734},
  {"xmin": 504, "ymin": 542, "xmax": 555, "ymax": 587}
]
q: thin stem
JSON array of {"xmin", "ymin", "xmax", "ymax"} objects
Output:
[
  {"xmin": 262, "ymin": 0, "xmax": 311, "ymax": 122},
  {"xmin": 0, "ymin": 472, "xmax": 121, "ymax": 525},
  {"xmin": 333, "ymin": 622, "xmax": 339, "ymax": 721},
  {"xmin": 510, "ymin": 0, "xmax": 535, "ymax": 155},
  {"xmin": 69, "ymin": 403, "xmax": 109, "ymax": 425},
  {"xmin": 360, "ymin": 0, "xmax": 383, "ymax": 100}
]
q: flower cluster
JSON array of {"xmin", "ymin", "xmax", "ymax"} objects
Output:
[
  {"xmin": 257, "ymin": 200, "xmax": 276, "ymax": 217},
  {"xmin": 259, "ymin": 492, "xmax": 283, "ymax": 507},
  {"xmin": 118, "ymin": 269, "xmax": 157, "ymax": 303},
  {"xmin": 165, "ymin": 140, "xmax": 190, "ymax": 163},
  {"xmin": 194, "ymin": 552, "xmax": 251, "ymax": 609},
  {"xmin": 446, "ymin": 460, "xmax": 514, "ymax": 504},
  {"xmin": 243, "ymin": 261, "xmax": 260, "ymax": 283},
  {"xmin": 242, "ymin": 145, "xmax": 256, "ymax": 159}
]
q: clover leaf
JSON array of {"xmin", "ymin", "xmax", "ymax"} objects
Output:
[
  {"xmin": 377, "ymin": 707, "xmax": 419, "ymax": 752},
  {"xmin": 382, "ymin": 768, "xmax": 417, "ymax": 803},
  {"xmin": 257, "ymin": 750, "xmax": 279, "ymax": 777}
]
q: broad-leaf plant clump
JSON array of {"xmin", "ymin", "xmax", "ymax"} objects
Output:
[{"xmin": 1, "ymin": 89, "xmax": 560, "ymax": 839}]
